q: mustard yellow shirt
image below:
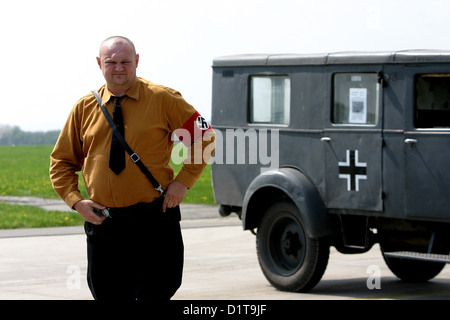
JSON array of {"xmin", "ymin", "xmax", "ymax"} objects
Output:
[{"xmin": 50, "ymin": 77, "xmax": 215, "ymax": 208}]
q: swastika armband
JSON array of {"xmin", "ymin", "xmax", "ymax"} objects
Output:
[{"xmin": 176, "ymin": 111, "xmax": 211, "ymax": 147}]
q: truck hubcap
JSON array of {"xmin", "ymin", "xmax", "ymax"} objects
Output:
[
  {"xmin": 282, "ymin": 231, "xmax": 302, "ymax": 256},
  {"xmin": 269, "ymin": 214, "xmax": 306, "ymax": 275}
]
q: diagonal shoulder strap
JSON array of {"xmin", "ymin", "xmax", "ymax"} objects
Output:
[{"xmin": 92, "ymin": 90, "xmax": 165, "ymax": 196}]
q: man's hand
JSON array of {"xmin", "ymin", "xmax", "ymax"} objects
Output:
[
  {"xmin": 73, "ymin": 200, "xmax": 107, "ymax": 225},
  {"xmin": 163, "ymin": 180, "xmax": 188, "ymax": 212}
]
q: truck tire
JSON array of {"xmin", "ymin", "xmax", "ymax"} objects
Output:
[{"xmin": 256, "ymin": 200, "xmax": 329, "ymax": 292}]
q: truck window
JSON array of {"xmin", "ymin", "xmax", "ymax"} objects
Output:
[
  {"xmin": 415, "ymin": 74, "xmax": 450, "ymax": 128},
  {"xmin": 250, "ymin": 76, "xmax": 290, "ymax": 124},
  {"xmin": 333, "ymin": 73, "xmax": 379, "ymax": 125}
]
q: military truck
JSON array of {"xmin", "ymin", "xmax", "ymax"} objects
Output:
[{"xmin": 210, "ymin": 51, "xmax": 450, "ymax": 292}]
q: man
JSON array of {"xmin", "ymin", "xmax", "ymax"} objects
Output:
[{"xmin": 50, "ymin": 36, "xmax": 215, "ymax": 300}]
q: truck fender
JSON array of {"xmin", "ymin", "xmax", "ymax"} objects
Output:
[{"xmin": 242, "ymin": 167, "xmax": 334, "ymax": 238}]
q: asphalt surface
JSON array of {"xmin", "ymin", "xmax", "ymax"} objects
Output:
[
  {"xmin": 1, "ymin": 196, "xmax": 450, "ymax": 301},
  {"xmin": 0, "ymin": 195, "xmax": 242, "ymax": 300}
]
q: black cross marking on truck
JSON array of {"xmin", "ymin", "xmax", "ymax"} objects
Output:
[{"xmin": 338, "ymin": 150, "xmax": 367, "ymax": 192}]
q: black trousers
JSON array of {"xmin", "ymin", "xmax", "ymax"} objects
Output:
[{"xmin": 84, "ymin": 199, "xmax": 184, "ymax": 300}]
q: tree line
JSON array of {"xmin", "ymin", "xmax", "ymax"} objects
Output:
[{"xmin": 0, "ymin": 125, "xmax": 60, "ymax": 145}]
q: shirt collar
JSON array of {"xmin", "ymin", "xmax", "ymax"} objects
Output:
[{"xmin": 102, "ymin": 77, "xmax": 141, "ymax": 103}]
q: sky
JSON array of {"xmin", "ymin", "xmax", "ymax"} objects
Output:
[{"xmin": 2, "ymin": 0, "xmax": 450, "ymax": 131}]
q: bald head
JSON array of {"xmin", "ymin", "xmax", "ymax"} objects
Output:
[
  {"xmin": 99, "ymin": 36, "xmax": 137, "ymax": 58},
  {"xmin": 96, "ymin": 36, "xmax": 140, "ymax": 96}
]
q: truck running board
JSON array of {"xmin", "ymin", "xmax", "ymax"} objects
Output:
[{"xmin": 384, "ymin": 251, "xmax": 450, "ymax": 264}]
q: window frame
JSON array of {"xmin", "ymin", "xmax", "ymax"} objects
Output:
[
  {"xmin": 332, "ymin": 72, "xmax": 380, "ymax": 126},
  {"xmin": 414, "ymin": 73, "xmax": 450, "ymax": 129},
  {"xmin": 248, "ymin": 75, "xmax": 291, "ymax": 125}
]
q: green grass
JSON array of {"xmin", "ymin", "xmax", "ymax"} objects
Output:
[
  {"xmin": 0, "ymin": 145, "xmax": 214, "ymax": 204},
  {"xmin": 0, "ymin": 145, "xmax": 66, "ymax": 199},
  {"xmin": 0, "ymin": 203, "xmax": 85, "ymax": 229},
  {"xmin": 0, "ymin": 145, "xmax": 215, "ymax": 228},
  {"xmin": 170, "ymin": 159, "xmax": 214, "ymax": 205}
]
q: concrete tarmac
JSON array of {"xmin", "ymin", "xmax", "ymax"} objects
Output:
[
  {"xmin": 0, "ymin": 196, "xmax": 240, "ymax": 300},
  {"xmin": 1, "ymin": 196, "xmax": 450, "ymax": 300}
]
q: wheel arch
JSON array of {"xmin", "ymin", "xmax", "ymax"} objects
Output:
[{"xmin": 242, "ymin": 167, "xmax": 334, "ymax": 238}]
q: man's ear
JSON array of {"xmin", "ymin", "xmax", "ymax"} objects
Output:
[
  {"xmin": 96, "ymin": 57, "xmax": 102, "ymax": 69},
  {"xmin": 135, "ymin": 54, "xmax": 140, "ymax": 68}
]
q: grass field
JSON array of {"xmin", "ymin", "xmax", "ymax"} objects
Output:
[
  {"xmin": 0, "ymin": 145, "xmax": 214, "ymax": 203},
  {"xmin": 0, "ymin": 145, "xmax": 64, "ymax": 199},
  {"xmin": 0, "ymin": 203, "xmax": 85, "ymax": 228},
  {"xmin": 0, "ymin": 145, "xmax": 215, "ymax": 228}
]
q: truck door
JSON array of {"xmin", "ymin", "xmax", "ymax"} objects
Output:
[
  {"xmin": 404, "ymin": 71, "xmax": 450, "ymax": 220},
  {"xmin": 323, "ymin": 71, "xmax": 384, "ymax": 211}
]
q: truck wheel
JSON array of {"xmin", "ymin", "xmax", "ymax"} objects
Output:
[
  {"xmin": 256, "ymin": 200, "xmax": 329, "ymax": 292},
  {"xmin": 381, "ymin": 247, "xmax": 445, "ymax": 282}
]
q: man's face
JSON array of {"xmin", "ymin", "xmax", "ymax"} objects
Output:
[{"xmin": 96, "ymin": 40, "xmax": 139, "ymax": 94}]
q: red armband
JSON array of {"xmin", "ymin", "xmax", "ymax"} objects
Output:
[{"xmin": 176, "ymin": 111, "xmax": 211, "ymax": 147}]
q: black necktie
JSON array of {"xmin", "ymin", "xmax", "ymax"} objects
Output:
[{"xmin": 109, "ymin": 96, "xmax": 125, "ymax": 174}]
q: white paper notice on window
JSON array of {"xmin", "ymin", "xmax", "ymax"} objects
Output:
[{"xmin": 349, "ymin": 88, "xmax": 367, "ymax": 124}]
